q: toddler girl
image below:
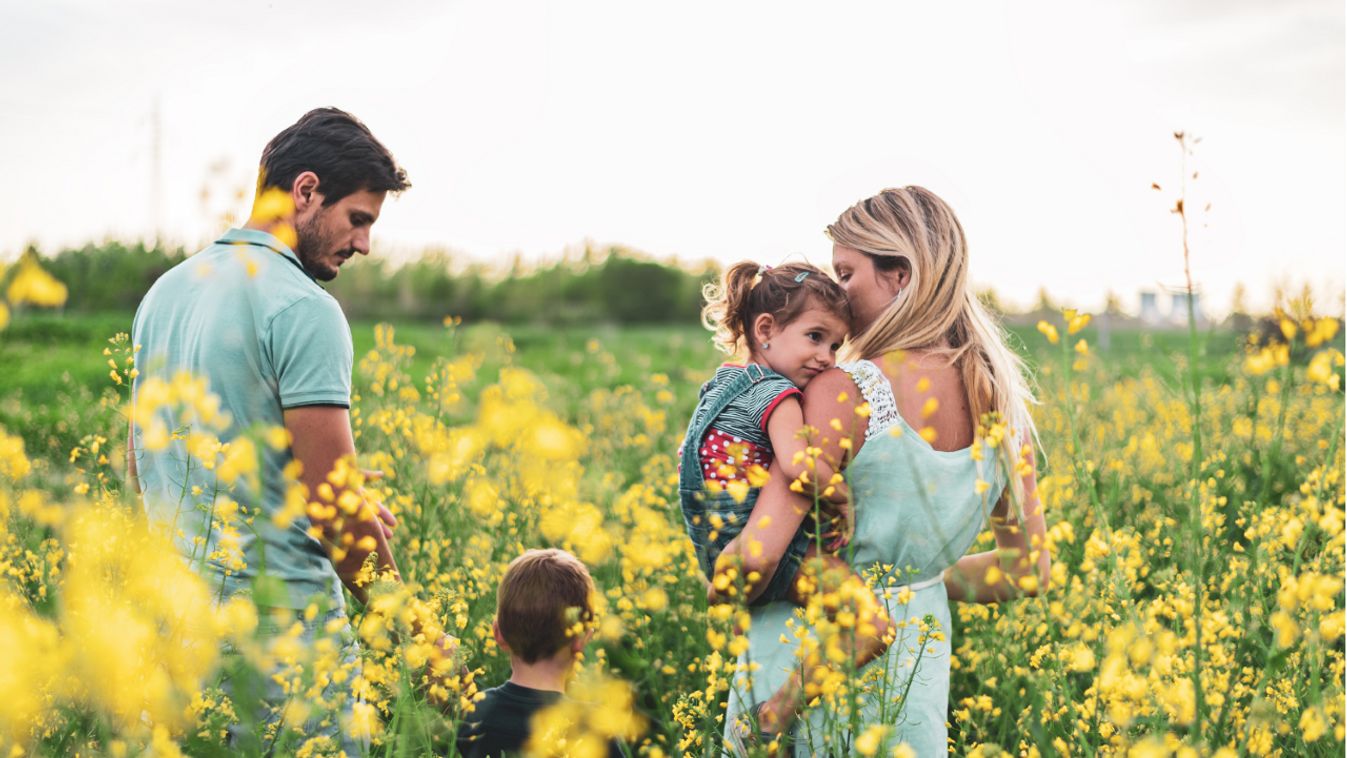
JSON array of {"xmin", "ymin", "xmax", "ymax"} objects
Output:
[{"xmin": 678, "ymin": 261, "xmax": 847, "ymax": 599}]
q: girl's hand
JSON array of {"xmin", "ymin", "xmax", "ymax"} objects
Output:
[
  {"xmin": 821, "ymin": 501, "xmax": 854, "ymax": 552},
  {"xmin": 706, "ymin": 581, "xmax": 729, "ymax": 606}
]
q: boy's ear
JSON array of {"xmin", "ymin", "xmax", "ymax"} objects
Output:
[
  {"xmin": 492, "ymin": 619, "xmax": 510, "ymax": 653},
  {"xmin": 751, "ymin": 313, "xmax": 777, "ymax": 347},
  {"xmin": 571, "ymin": 627, "xmax": 595, "ymax": 654}
]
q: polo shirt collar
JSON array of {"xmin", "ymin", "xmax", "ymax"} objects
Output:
[{"xmin": 216, "ymin": 228, "xmax": 312, "ymax": 279}]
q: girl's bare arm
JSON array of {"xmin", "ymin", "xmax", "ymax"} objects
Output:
[
  {"xmin": 717, "ymin": 370, "xmax": 868, "ymax": 603},
  {"xmin": 763, "ymin": 396, "xmax": 846, "ymax": 505}
]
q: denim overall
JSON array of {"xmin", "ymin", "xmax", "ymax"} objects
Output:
[{"xmin": 677, "ymin": 364, "xmax": 809, "ymax": 605}]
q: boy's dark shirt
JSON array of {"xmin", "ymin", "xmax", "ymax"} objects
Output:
[{"xmin": 454, "ymin": 681, "xmax": 624, "ymax": 758}]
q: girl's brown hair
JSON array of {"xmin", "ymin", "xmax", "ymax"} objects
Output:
[{"xmin": 701, "ymin": 261, "xmax": 851, "ymax": 356}]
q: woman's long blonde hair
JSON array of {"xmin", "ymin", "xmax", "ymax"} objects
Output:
[{"xmin": 827, "ymin": 187, "xmax": 1038, "ymax": 504}]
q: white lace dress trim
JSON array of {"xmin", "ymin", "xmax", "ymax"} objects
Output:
[{"xmin": 839, "ymin": 359, "xmax": 900, "ymax": 441}]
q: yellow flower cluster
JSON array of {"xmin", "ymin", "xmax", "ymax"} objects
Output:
[
  {"xmin": 0, "ymin": 252, "xmax": 67, "ymax": 332},
  {"xmin": 1, "ymin": 294, "xmax": 1342, "ymax": 756},
  {"xmin": 0, "ymin": 501, "xmax": 255, "ymax": 751},
  {"xmin": 526, "ymin": 670, "xmax": 646, "ymax": 757},
  {"xmin": 5, "ymin": 255, "xmax": 68, "ymax": 309},
  {"xmin": 957, "ymin": 306, "xmax": 1346, "ymax": 756}
]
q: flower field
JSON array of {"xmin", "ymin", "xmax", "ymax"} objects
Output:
[{"xmin": 0, "ymin": 304, "xmax": 1342, "ymax": 756}]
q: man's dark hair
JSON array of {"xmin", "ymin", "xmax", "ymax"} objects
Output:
[{"xmin": 259, "ymin": 107, "xmax": 409, "ymax": 205}]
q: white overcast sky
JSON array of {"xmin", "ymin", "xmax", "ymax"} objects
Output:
[{"xmin": 1, "ymin": 0, "xmax": 1342, "ymax": 313}]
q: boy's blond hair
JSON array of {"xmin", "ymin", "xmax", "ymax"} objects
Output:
[{"xmin": 497, "ymin": 548, "xmax": 595, "ymax": 663}]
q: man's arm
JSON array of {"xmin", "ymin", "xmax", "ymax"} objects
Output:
[
  {"xmin": 286, "ymin": 405, "xmax": 463, "ymax": 689},
  {"xmin": 284, "ymin": 404, "xmax": 399, "ymax": 606}
]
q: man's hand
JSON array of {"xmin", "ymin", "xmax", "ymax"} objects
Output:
[{"xmin": 361, "ymin": 469, "xmax": 398, "ymax": 540}]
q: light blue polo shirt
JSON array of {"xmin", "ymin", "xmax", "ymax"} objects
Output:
[{"xmin": 131, "ymin": 228, "xmax": 351, "ymax": 609}]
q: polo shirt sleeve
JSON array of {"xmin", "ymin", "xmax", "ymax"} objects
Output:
[{"xmin": 267, "ymin": 294, "xmax": 354, "ymax": 409}]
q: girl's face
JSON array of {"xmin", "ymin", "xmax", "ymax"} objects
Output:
[
  {"xmin": 831, "ymin": 244, "xmax": 906, "ymax": 334},
  {"xmin": 752, "ymin": 304, "xmax": 848, "ymax": 387}
]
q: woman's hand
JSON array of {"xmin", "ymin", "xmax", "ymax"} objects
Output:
[{"xmin": 945, "ymin": 440, "xmax": 1051, "ymax": 603}]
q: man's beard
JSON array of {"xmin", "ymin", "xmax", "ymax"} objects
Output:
[{"xmin": 294, "ymin": 212, "xmax": 341, "ymax": 282}]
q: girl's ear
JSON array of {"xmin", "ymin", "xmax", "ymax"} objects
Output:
[{"xmin": 751, "ymin": 313, "xmax": 777, "ymax": 347}]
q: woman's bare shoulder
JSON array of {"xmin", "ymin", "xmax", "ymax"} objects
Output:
[
  {"xmin": 802, "ymin": 367, "xmax": 862, "ymax": 400},
  {"xmin": 800, "ymin": 368, "xmax": 866, "ymax": 421}
]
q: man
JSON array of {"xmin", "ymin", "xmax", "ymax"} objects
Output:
[{"xmin": 127, "ymin": 107, "xmax": 435, "ymax": 752}]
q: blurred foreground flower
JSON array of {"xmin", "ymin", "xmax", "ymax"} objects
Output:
[
  {"xmin": 6, "ymin": 253, "xmax": 68, "ymax": 308},
  {"xmin": 524, "ymin": 669, "xmax": 645, "ymax": 757}
]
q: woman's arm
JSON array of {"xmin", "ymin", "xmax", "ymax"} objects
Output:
[{"xmin": 944, "ymin": 442, "xmax": 1052, "ymax": 603}]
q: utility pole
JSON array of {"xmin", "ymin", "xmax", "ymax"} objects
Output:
[{"xmin": 151, "ymin": 96, "xmax": 163, "ymax": 248}]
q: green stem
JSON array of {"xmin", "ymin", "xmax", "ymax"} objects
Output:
[{"xmin": 1176, "ymin": 132, "xmax": 1207, "ymax": 743}]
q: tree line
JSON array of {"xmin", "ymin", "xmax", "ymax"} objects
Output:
[{"xmin": 22, "ymin": 241, "xmax": 715, "ymax": 324}]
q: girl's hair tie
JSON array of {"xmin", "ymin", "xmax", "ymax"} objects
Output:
[{"xmin": 752, "ymin": 264, "xmax": 771, "ymax": 287}]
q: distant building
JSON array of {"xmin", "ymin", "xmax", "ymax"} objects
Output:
[
  {"xmin": 1138, "ymin": 286, "xmax": 1207, "ymax": 328},
  {"xmin": 1168, "ymin": 290, "xmax": 1207, "ymax": 327},
  {"xmin": 1139, "ymin": 290, "xmax": 1165, "ymax": 325}
]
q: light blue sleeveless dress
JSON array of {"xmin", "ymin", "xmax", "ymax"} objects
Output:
[{"xmin": 724, "ymin": 359, "xmax": 1008, "ymax": 756}]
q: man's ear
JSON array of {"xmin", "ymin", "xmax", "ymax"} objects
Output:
[
  {"xmin": 492, "ymin": 619, "xmax": 510, "ymax": 653},
  {"xmin": 751, "ymin": 312, "xmax": 777, "ymax": 348},
  {"xmin": 292, "ymin": 171, "xmax": 322, "ymax": 213}
]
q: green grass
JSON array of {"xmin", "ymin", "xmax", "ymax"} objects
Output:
[{"xmin": 0, "ymin": 311, "xmax": 1241, "ymax": 405}]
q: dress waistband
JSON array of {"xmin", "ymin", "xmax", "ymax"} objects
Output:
[{"xmin": 878, "ymin": 571, "xmax": 946, "ymax": 597}]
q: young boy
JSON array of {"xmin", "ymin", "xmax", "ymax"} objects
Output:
[{"xmin": 455, "ymin": 548, "xmax": 622, "ymax": 758}]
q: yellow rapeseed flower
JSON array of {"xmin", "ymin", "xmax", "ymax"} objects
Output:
[
  {"xmin": 1036, "ymin": 320, "xmax": 1060, "ymax": 344},
  {"xmin": 5, "ymin": 256, "xmax": 68, "ymax": 308}
]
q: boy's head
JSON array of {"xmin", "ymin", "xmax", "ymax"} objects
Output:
[{"xmin": 494, "ymin": 548, "xmax": 596, "ymax": 664}]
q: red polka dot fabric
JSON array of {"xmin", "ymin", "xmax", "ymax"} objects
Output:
[{"xmin": 699, "ymin": 428, "xmax": 772, "ymax": 484}]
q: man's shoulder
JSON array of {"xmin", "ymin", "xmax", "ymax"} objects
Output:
[
  {"xmin": 142, "ymin": 237, "xmax": 328, "ymax": 303},
  {"xmin": 201, "ymin": 236, "xmax": 346, "ymax": 331}
]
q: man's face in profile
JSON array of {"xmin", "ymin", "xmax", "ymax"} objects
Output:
[{"xmin": 294, "ymin": 189, "xmax": 386, "ymax": 281}]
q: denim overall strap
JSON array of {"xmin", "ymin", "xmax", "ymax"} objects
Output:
[{"xmin": 678, "ymin": 366, "xmax": 764, "ymax": 493}]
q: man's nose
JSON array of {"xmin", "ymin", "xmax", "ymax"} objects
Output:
[{"xmin": 354, "ymin": 231, "xmax": 371, "ymax": 255}]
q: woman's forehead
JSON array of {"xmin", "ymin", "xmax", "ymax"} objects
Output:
[{"xmin": 831, "ymin": 244, "xmax": 864, "ymax": 265}]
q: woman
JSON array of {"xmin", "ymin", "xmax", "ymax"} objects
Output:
[{"xmin": 721, "ymin": 186, "xmax": 1051, "ymax": 755}]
